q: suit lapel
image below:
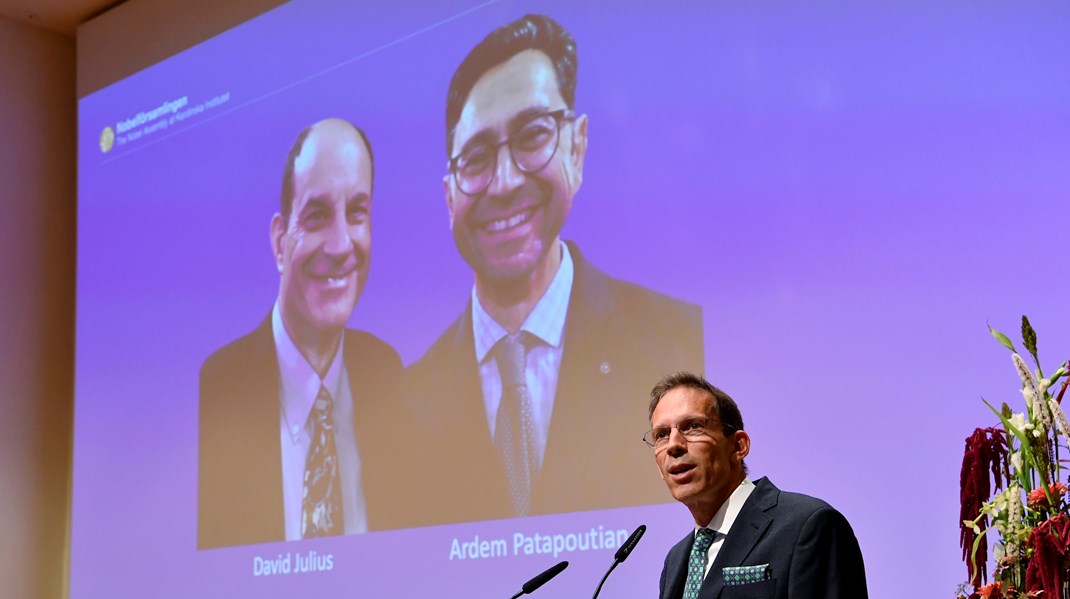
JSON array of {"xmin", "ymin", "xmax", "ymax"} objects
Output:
[
  {"xmin": 449, "ymin": 302, "xmax": 501, "ymax": 474},
  {"xmin": 244, "ymin": 316, "xmax": 285, "ymax": 541},
  {"xmin": 447, "ymin": 304, "xmax": 513, "ymax": 518},
  {"xmin": 700, "ymin": 478, "xmax": 777, "ymax": 598},
  {"xmin": 346, "ymin": 331, "xmax": 382, "ymax": 529},
  {"xmin": 535, "ymin": 241, "xmax": 670, "ymax": 512},
  {"xmin": 535, "ymin": 243, "xmax": 618, "ymax": 509},
  {"xmin": 663, "ymin": 533, "xmax": 694, "ymax": 599}
]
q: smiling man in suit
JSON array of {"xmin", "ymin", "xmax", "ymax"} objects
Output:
[
  {"xmin": 198, "ymin": 118, "xmax": 406, "ymax": 549},
  {"xmin": 405, "ymin": 14, "xmax": 703, "ymax": 525},
  {"xmin": 648, "ymin": 371, "xmax": 868, "ymax": 598}
]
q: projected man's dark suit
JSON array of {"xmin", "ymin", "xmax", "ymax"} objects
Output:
[
  {"xmin": 406, "ymin": 243, "xmax": 703, "ymax": 524},
  {"xmin": 198, "ymin": 316, "xmax": 406, "ymax": 549},
  {"xmin": 659, "ymin": 477, "xmax": 868, "ymax": 599}
]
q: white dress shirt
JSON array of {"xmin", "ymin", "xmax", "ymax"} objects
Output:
[
  {"xmin": 471, "ymin": 241, "xmax": 574, "ymax": 471},
  {"xmin": 696, "ymin": 477, "xmax": 756, "ymax": 576},
  {"xmin": 272, "ymin": 303, "xmax": 366, "ymax": 540}
]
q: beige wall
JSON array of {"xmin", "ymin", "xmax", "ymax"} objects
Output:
[
  {"xmin": 78, "ymin": 0, "xmax": 284, "ymax": 97},
  {"xmin": 0, "ymin": 16, "xmax": 76, "ymax": 599},
  {"xmin": 0, "ymin": 2, "xmax": 280, "ymax": 597}
]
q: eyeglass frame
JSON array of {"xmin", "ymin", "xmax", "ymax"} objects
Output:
[
  {"xmin": 447, "ymin": 108, "xmax": 576, "ymax": 196},
  {"xmin": 642, "ymin": 417, "xmax": 738, "ymax": 450}
]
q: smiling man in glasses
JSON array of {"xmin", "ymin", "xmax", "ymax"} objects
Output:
[
  {"xmin": 649, "ymin": 371, "xmax": 868, "ymax": 598},
  {"xmin": 406, "ymin": 14, "xmax": 703, "ymax": 524}
]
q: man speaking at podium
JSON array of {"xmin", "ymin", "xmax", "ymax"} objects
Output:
[
  {"xmin": 648, "ymin": 372, "xmax": 867, "ymax": 598},
  {"xmin": 407, "ymin": 14, "xmax": 703, "ymax": 525},
  {"xmin": 198, "ymin": 119, "xmax": 404, "ymax": 549}
]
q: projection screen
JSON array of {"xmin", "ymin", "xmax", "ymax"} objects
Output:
[{"xmin": 73, "ymin": 1, "xmax": 1070, "ymax": 596}]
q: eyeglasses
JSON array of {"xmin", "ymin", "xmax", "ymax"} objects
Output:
[
  {"xmin": 642, "ymin": 417, "xmax": 736, "ymax": 450},
  {"xmin": 448, "ymin": 108, "xmax": 575, "ymax": 196}
]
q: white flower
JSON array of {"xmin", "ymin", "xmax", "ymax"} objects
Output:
[
  {"xmin": 981, "ymin": 496, "xmax": 1008, "ymax": 522},
  {"xmin": 1013, "ymin": 353, "xmax": 1038, "ymax": 389},
  {"xmin": 1015, "ymin": 352, "xmax": 1052, "ymax": 430},
  {"xmin": 1005, "ymin": 483, "xmax": 1023, "ymax": 526},
  {"xmin": 1023, "ymin": 386, "xmax": 1037, "ymax": 408},
  {"xmin": 1050, "ymin": 397, "xmax": 1070, "ymax": 441},
  {"xmin": 1010, "ymin": 412, "xmax": 1031, "ymax": 433},
  {"xmin": 1011, "ymin": 451, "xmax": 1023, "ymax": 472}
]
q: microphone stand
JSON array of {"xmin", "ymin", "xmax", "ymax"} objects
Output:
[
  {"xmin": 592, "ymin": 524, "xmax": 646, "ymax": 599},
  {"xmin": 591, "ymin": 561, "xmax": 619, "ymax": 599}
]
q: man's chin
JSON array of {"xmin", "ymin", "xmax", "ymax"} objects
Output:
[
  {"xmin": 669, "ymin": 484, "xmax": 701, "ymax": 504},
  {"xmin": 304, "ymin": 303, "xmax": 357, "ymax": 335},
  {"xmin": 469, "ymin": 247, "xmax": 548, "ymax": 286}
]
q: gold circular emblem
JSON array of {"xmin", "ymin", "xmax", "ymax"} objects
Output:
[{"xmin": 99, "ymin": 126, "xmax": 115, "ymax": 153}]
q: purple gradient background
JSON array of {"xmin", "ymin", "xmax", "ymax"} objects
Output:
[{"xmin": 74, "ymin": 0, "xmax": 1070, "ymax": 596}]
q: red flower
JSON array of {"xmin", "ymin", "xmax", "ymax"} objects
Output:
[
  {"xmin": 960, "ymin": 427, "xmax": 1011, "ymax": 586},
  {"xmin": 1025, "ymin": 513, "xmax": 1070, "ymax": 596},
  {"xmin": 976, "ymin": 581, "xmax": 1002, "ymax": 598}
]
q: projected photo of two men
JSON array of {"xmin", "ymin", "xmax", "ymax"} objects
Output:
[{"xmin": 197, "ymin": 14, "xmax": 704, "ymax": 550}]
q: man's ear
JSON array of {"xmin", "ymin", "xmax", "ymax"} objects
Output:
[
  {"xmin": 733, "ymin": 430, "xmax": 751, "ymax": 465},
  {"xmin": 569, "ymin": 113, "xmax": 589, "ymax": 187},
  {"xmin": 270, "ymin": 213, "xmax": 286, "ymax": 274},
  {"xmin": 443, "ymin": 174, "xmax": 456, "ymax": 229}
]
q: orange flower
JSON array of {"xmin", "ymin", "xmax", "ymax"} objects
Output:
[
  {"xmin": 1027, "ymin": 482, "xmax": 1069, "ymax": 510},
  {"xmin": 976, "ymin": 581, "xmax": 1002, "ymax": 598}
]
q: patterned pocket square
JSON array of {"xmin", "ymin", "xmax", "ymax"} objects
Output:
[{"xmin": 722, "ymin": 563, "xmax": 772, "ymax": 585}]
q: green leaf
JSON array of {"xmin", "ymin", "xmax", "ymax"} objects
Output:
[
  {"xmin": 988, "ymin": 322, "xmax": 1016, "ymax": 352},
  {"xmin": 1047, "ymin": 367, "xmax": 1068, "ymax": 388},
  {"xmin": 984, "ymin": 398, "xmax": 1037, "ymax": 489},
  {"xmin": 987, "ymin": 399, "xmax": 1029, "ymax": 446},
  {"xmin": 1022, "ymin": 315, "xmax": 1039, "ymax": 367},
  {"xmin": 969, "ymin": 526, "xmax": 989, "ymax": 586}
]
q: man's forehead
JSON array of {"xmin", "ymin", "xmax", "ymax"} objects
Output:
[
  {"xmin": 652, "ymin": 388, "xmax": 714, "ymax": 422},
  {"xmin": 296, "ymin": 123, "xmax": 368, "ymax": 176},
  {"xmin": 454, "ymin": 49, "xmax": 564, "ymax": 148}
]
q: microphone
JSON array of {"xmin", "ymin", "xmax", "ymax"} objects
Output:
[
  {"xmin": 593, "ymin": 524, "xmax": 646, "ymax": 599},
  {"xmin": 508, "ymin": 560, "xmax": 569, "ymax": 598},
  {"xmin": 614, "ymin": 524, "xmax": 646, "ymax": 563}
]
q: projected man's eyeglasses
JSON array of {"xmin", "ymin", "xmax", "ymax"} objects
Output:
[{"xmin": 449, "ymin": 108, "xmax": 575, "ymax": 196}]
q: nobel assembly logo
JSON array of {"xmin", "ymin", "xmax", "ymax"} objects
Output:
[
  {"xmin": 116, "ymin": 96, "xmax": 189, "ymax": 134},
  {"xmin": 105, "ymin": 93, "xmax": 229, "ymax": 152},
  {"xmin": 99, "ymin": 126, "xmax": 115, "ymax": 153}
]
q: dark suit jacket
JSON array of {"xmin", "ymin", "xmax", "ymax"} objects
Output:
[
  {"xmin": 197, "ymin": 315, "xmax": 407, "ymax": 549},
  {"xmin": 659, "ymin": 477, "xmax": 868, "ymax": 599},
  {"xmin": 405, "ymin": 242, "xmax": 703, "ymax": 525}
]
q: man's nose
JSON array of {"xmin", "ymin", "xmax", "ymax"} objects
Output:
[
  {"xmin": 322, "ymin": 214, "xmax": 353, "ymax": 256},
  {"xmin": 665, "ymin": 429, "xmax": 688, "ymax": 457},
  {"xmin": 486, "ymin": 143, "xmax": 525, "ymax": 198}
]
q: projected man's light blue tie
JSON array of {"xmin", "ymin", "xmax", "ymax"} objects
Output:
[
  {"xmin": 495, "ymin": 334, "xmax": 537, "ymax": 517},
  {"xmin": 301, "ymin": 384, "xmax": 343, "ymax": 537}
]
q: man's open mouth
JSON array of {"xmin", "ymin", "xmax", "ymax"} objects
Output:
[
  {"xmin": 310, "ymin": 269, "xmax": 355, "ymax": 289},
  {"xmin": 669, "ymin": 463, "xmax": 695, "ymax": 476}
]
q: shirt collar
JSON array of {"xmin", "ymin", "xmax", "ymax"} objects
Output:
[
  {"xmin": 272, "ymin": 302, "xmax": 345, "ymax": 437},
  {"xmin": 698, "ymin": 477, "xmax": 756, "ymax": 537},
  {"xmin": 471, "ymin": 241, "xmax": 574, "ymax": 363}
]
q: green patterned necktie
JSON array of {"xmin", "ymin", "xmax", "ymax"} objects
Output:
[
  {"xmin": 683, "ymin": 528, "xmax": 715, "ymax": 599},
  {"xmin": 301, "ymin": 384, "xmax": 343, "ymax": 537}
]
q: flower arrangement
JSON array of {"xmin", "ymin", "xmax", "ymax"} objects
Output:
[{"xmin": 958, "ymin": 317, "xmax": 1070, "ymax": 598}]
